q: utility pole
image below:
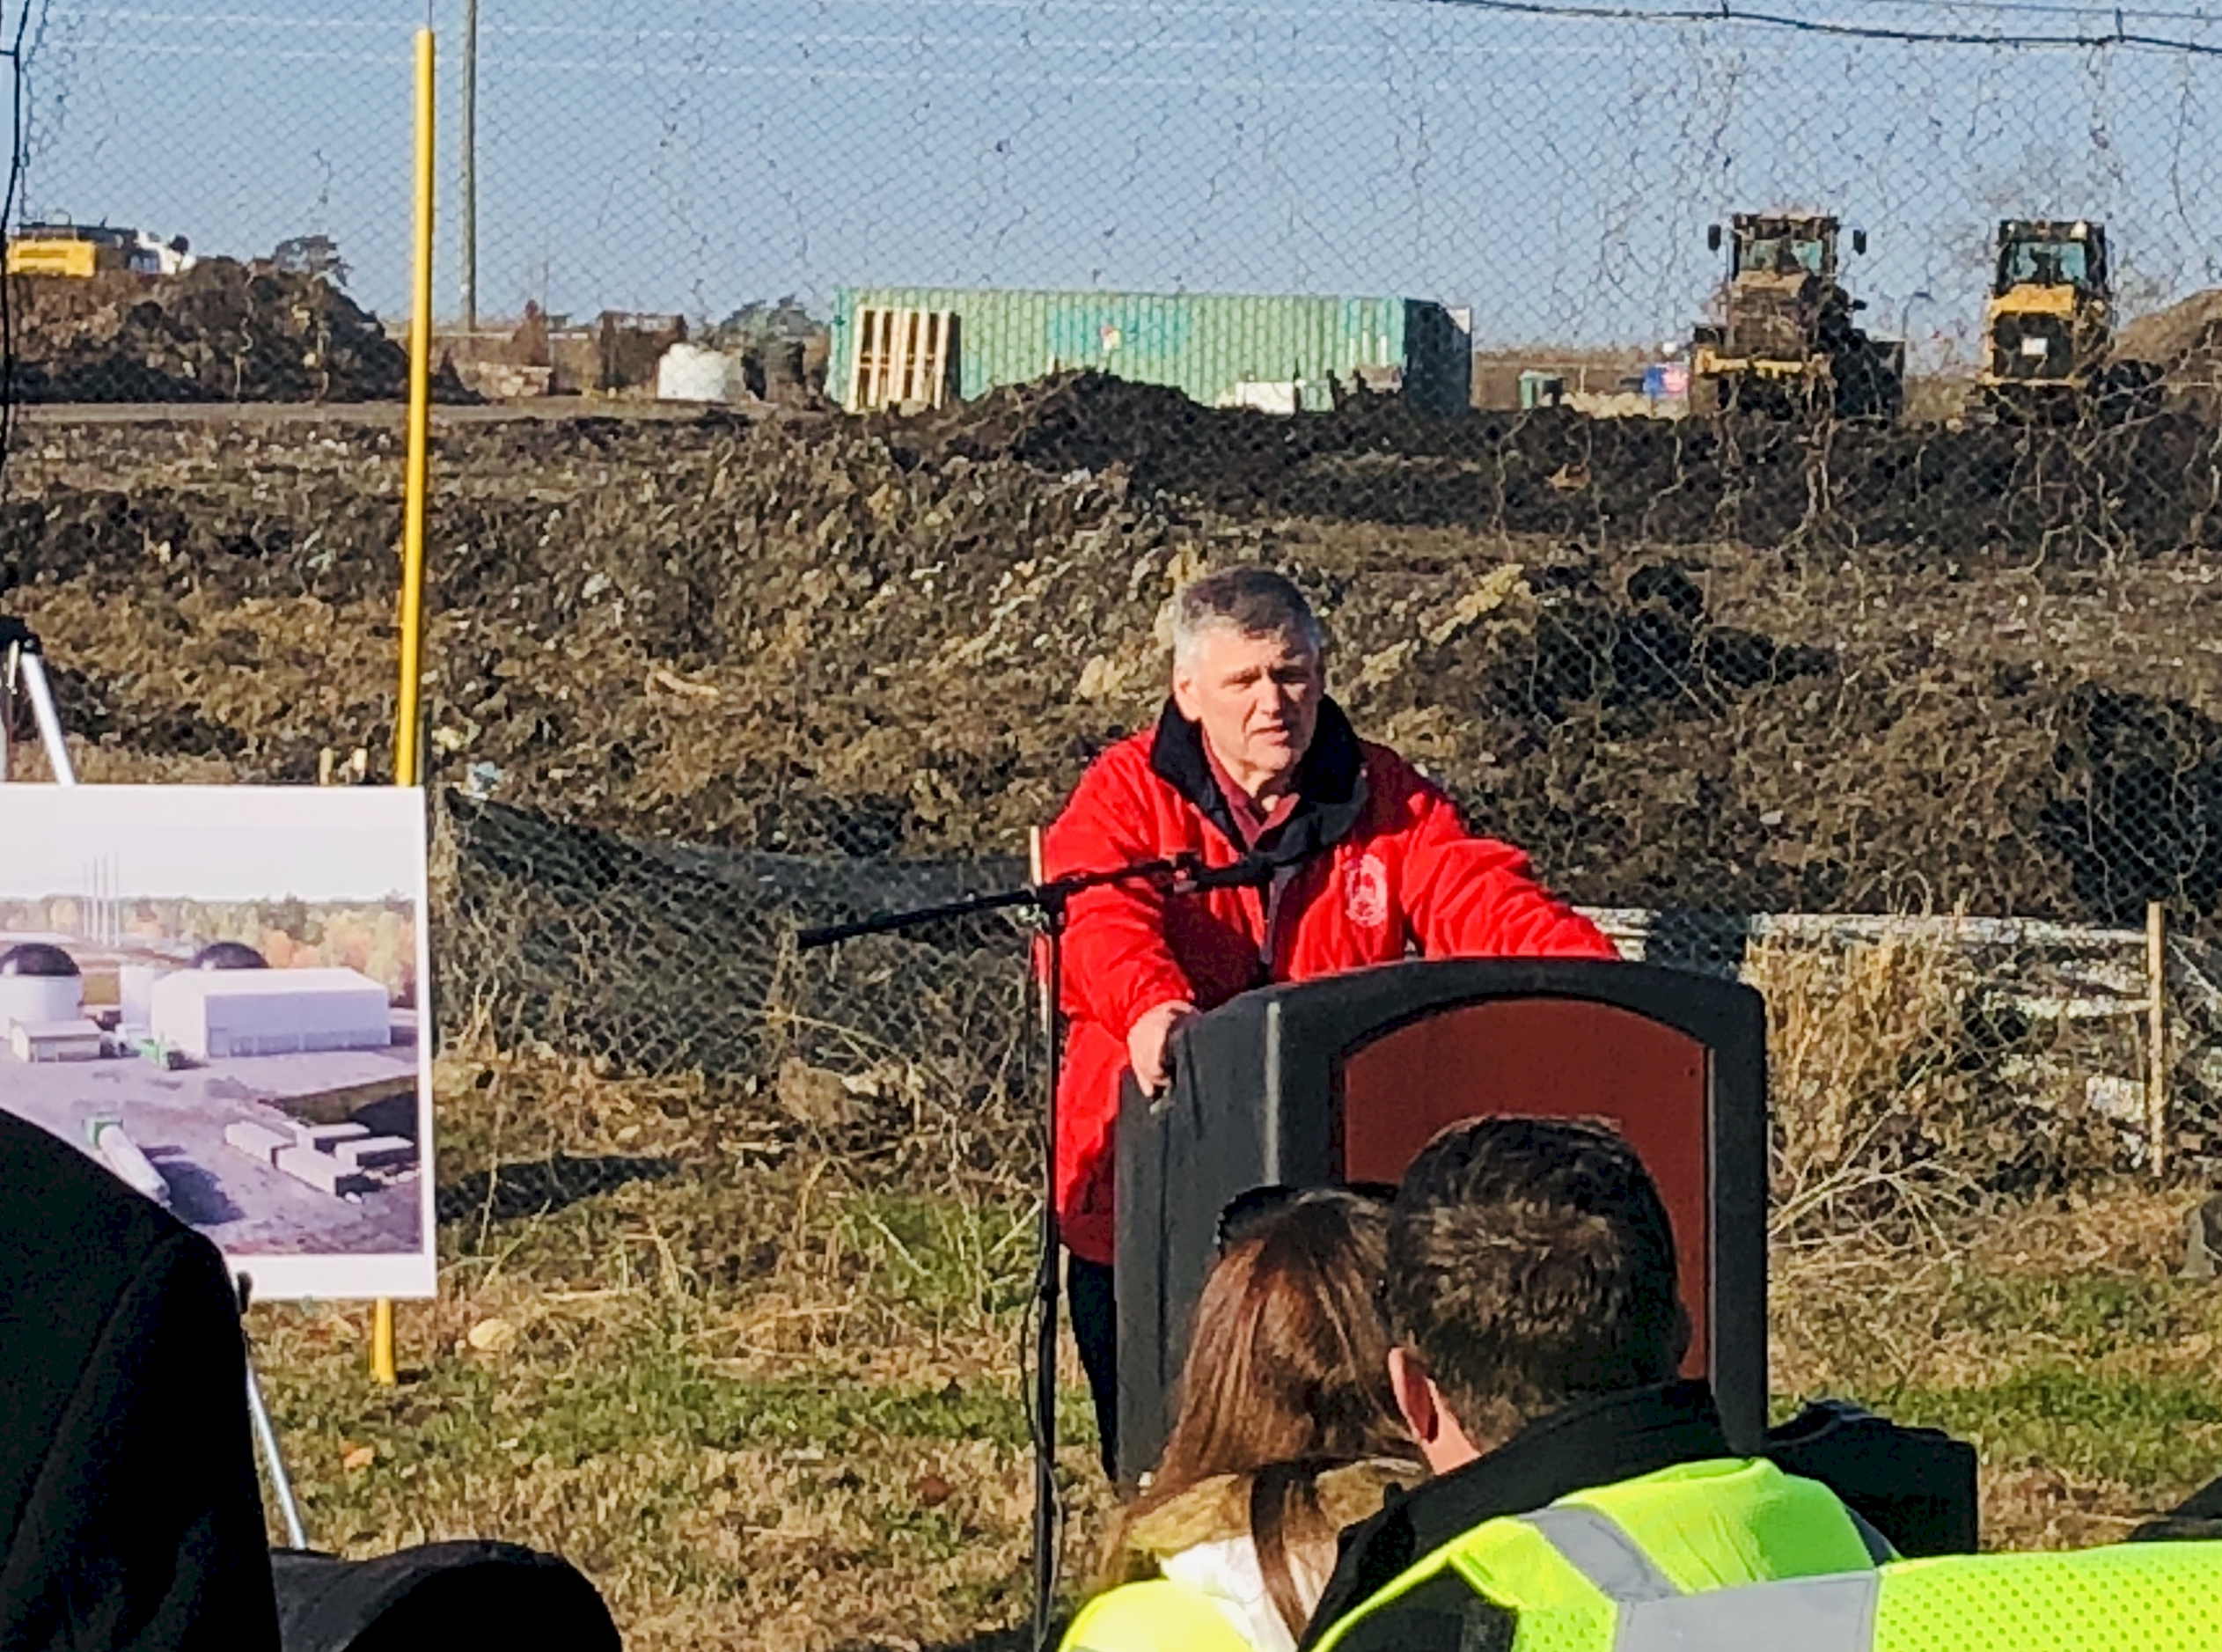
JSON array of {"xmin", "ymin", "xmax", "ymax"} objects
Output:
[{"xmin": 460, "ymin": 0, "xmax": 479, "ymax": 333}]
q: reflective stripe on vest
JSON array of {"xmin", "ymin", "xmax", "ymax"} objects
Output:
[
  {"xmin": 1309, "ymin": 1459, "xmax": 1881, "ymax": 1652},
  {"xmin": 1518, "ymin": 1508, "xmax": 1680, "ymax": 1606},
  {"xmin": 1554, "ymin": 1536, "xmax": 2222, "ymax": 1652},
  {"xmin": 1530, "ymin": 1508, "xmax": 1878, "ymax": 1652},
  {"xmin": 1529, "ymin": 1511, "xmax": 1893, "ymax": 1627}
]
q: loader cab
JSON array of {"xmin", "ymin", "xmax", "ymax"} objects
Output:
[
  {"xmin": 1709, "ymin": 216, "xmax": 1857, "ymax": 282},
  {"xmin": 1995, "ymin": 220, "xmax": 2107, "ymax": 297}
]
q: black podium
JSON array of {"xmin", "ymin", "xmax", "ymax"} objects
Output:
[{"xmin": 1113, "ymin": 958, "xmax": 1769, "ymax": 1484}]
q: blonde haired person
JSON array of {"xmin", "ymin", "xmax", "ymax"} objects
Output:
[{"xmin": 1062, "ymin": 1190, "xmax": 1423, "ymax": 1652}]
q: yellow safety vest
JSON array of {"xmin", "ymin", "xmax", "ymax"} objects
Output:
[
  {"xmin": 1061, "ymin": 1576, "xmax": 1265, "ymax": 1652},
  {"xmin": 1310, "ymin": 1457, "xmax": 1885, "ymax": 1652}
]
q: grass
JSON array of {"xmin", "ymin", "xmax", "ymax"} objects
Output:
[
  {"xmin": 242, "ymin": 1041, "xmax": 2222, "ymax": 1650},
  {"xmin": 1771, "ymin": 1182, "xmax": 2218, "ymax": 1547},
  {"xmin": 248, "ymin": 1044, "xmax": 1118, "ymax": 1651},
  {"xmin": 253, "ymin": 1222, "xmax": 1111, "ymax": 1650}
]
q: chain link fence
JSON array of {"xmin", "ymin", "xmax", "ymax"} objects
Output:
[
  {"xmin": 8, "ymin": 0, "xmax": 2222, "ymax": 1640},
  {"xmin": 12, "ymin": 0, "xmax": 2222, "ymax": 1298},
  {"xmin": 434, "ymin": 790, "xmax": 2222, "ymax": 1216}
]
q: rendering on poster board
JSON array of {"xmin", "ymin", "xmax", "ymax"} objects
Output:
[{"xmin": 0, "ymin": 786, "xmax": 436, "ymax": 1300}]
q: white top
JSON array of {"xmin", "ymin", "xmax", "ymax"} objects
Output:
[
  {"xmin": 11, "ymin": 1018, "xmax": 103, "ymax": 1039},
  {"xmin": 158, "ymin": 967, "xmax": 385, "ymax": 1000},
  {"xmin": 1160, "ymin": 1535, "xmax": 1317, "ymax": 1652}
]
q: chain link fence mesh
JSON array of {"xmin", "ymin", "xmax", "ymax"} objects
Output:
[
  {"xmin": 432, "ymin": 792, "xmax": 2217, "ymax": 1215},
  {"xmin": 8, "ymin": 0, "xmax": 2222, "ymax": 1639}
]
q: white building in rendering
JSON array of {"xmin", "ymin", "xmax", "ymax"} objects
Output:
[
  {"xmin": 149, "ymin": 967, "xmax": 392, "ymax": 1061},
  {"xmin": 0, "ymin": 943, "xmax": 83, "ymax": 1034},
  {"xmin": 119, "ymin": 965, "xmax": 161, "ymax": 1032},
  {"xmin": 9, "ymin": 1018, "xmax": 104, "ymax": 1063}
]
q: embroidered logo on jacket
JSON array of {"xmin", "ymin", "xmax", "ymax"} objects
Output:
[{"xmin": 1345, "ymin": 853, "xmax": 1390, "ymax": 929}]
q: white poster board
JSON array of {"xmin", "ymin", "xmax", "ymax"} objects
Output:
[{"xmin": 0, "ymin": 787, "xmax": 436, "ymax": 1300}]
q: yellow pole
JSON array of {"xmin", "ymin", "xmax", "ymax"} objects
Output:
[
  {"xmin": 396, "ymin": 26, "xmax": 436, "ymax": 794},
  {"xmin": 375, "ymin": 25, "xmax": 436, "ymax": 1390}
]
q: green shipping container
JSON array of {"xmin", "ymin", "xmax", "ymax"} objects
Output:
[{"xmin": 829, "ymin": 286, "xmax": 1470, "ymax": 417}]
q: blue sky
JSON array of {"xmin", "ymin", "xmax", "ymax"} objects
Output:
[{"xmin": 19, "ymin": 0, "xmax": 2222, "ymax": 360}]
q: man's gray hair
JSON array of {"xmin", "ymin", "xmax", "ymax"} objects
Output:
[{"xmin": 1170, "ymin": 567, "xmax": 1327, "ymax": 670}]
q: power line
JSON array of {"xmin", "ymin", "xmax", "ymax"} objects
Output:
[
  {"xmin": 1411, "ymin": 0, "xmax": 2222, "ymax": 21},
  {"xmin": 1823, "ymin": 0, "xmax": 2222, "ymax": 19},
  {"xmin": 52, "ymin": 0, "xmax": 2222, "ymax": 29},
  {"xmin": 1421, "ymin": 0, "xmax": 2222, "ymax": 51},
  {"xmin": 45, "ymin": 38, "xmax": 401, "ymax": 61},
  {"xmin": 45, "ymin": 0, "xmax": 2222, "ymax": 57}
]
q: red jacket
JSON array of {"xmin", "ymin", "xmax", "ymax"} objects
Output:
[{"xmin": 1042, "ymin": 699, "xmax": 1617, "ymax": 1264}]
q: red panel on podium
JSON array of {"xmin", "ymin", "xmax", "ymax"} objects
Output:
[{"xmin": 1336, "ymin": 1000, "xmax": 1710, "ymax": 1377}]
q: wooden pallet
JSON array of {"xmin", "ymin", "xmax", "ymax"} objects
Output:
[{"xmin": 847, "ymin": 307, "xmax": 957, "ymax": 412}]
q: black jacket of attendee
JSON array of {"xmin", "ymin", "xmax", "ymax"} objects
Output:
[
  {"xmin": 0, "ymin": 1109, "xmax": 281, "ymax": 1651},
  {"xmin": 1296, "ymin": 1380, "xmax": 1733, "ymax": 1652}
]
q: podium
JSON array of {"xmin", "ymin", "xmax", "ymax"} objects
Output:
[{"xmin": 1113, "ymin": 958, "xmax": 1768, "ymax": 1484}]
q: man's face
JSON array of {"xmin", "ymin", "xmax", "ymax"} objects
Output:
[{"xmin": 1171, "ymin": 626, "xmax": 1324, "ymax": 797}]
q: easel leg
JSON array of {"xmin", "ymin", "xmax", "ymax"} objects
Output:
[
  {"xmin": 234, "ymin": 1275, "xmax": 309, "ymax": 1548},
  {"xmin": 246, "ymin": 1355, "xmax": 310, "ymax": 1550},
  {"xmin": 2, "ymin": 627, "xmax": 79, "ymax": 786},
  {"xmin": 12, "ymin": 633, "xmax": 312, "ymax": 1551}
]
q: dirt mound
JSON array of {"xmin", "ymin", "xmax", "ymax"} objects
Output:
[
  {"xmin": 2118, "ymin": 290, "xmax": 2222, "ymax": 373},
  {"xmin": 11, "ymin": 407, "xmax": 2222, "ymax": 936},
  {"xmin": 11, "ymin": 259, "xmax": 410, "ymax": 401},
  {"xmin": 887, "ymin": 371, "xmax": 2222, "ymax": 565}
]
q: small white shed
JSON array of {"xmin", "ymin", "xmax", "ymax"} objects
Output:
[
  {"xmin": 149, "ymin": 967, "xmax": 392, "ymax": 1061},
  {"xmin": 8, "ymin": 1018, "xmax": 106, "ymax": 1063}
]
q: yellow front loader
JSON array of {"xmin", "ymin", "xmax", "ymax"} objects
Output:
[{"xmin": 1979, "ymin": 219, "xmax": 2159, "ymax": 422}]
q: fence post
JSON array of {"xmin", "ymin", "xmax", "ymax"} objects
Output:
[
  {"xmin": 373, "ymin": 23, "xmax": 438, "ymax": 1391},
  {"xmin": 2148, "ymin": 900, "xmax": 2169, "ymax": 1178}
]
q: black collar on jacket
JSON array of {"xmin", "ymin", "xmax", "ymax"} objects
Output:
[
  {"xmin": 1148, "ymin": 694, "xmax": 1370, "ymax": 865},
  {"xmin": 1298, "ymin": 1380, "xmax": 1732, "ymax": 1649}
]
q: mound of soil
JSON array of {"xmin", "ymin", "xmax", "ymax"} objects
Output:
[
  {"xmin": 2119, "ymin": 290, "xmax": 2222, "ymax": 375},
  {"xmin": 9, "ymin": 397, "xmax": 2222, "ymax": 943},
  {"xmin": 892, "ymin": 371, "xmax": 2222, "ymax": 565},
  {"xmin": 11, "ymin": 260, "xmax": 409, "ymax": 402}
]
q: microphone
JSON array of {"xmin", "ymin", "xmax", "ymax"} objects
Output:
[{"xmin": 1170, "ymin": 850, "xmax": 1292, "ymax": 895}]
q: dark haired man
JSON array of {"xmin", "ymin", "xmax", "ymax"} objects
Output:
[
  {"xmin": 1043, "ymin": 569, "xmax": 1615, "ymax": 1469},
  {"xmin": 1302, "ymin": 1116, "xmax": 1884, "ymax": 1652}
]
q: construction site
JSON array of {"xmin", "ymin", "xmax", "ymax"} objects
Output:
[
  {"xmin": 14, "ymin": 0, "xmax": 2222, "ymax": 1642},
  {"xmin": 10, "ymin": 206, "xmax": 2222, "ymax": 1628}
]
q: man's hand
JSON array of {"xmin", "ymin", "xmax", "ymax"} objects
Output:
[{"xmin": 1126, "ymin": 1000, "xmax": 1199, "ymax": 1095}]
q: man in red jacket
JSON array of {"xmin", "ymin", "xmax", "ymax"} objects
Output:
[{"xmin": 1042, "ymin": 566, "xmax": 1617, "ymax": 1472}]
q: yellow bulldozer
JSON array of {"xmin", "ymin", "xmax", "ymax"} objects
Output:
[
  {"xmin": 1978, "ymin": 219, "xmax": 2160, "ymax": 422},
  {"xmin": 1690, "ymin": 212, "xmax": 1903, "ymax": 422},
  {"xmin": 5, "ymin": 223, "xmax": 192, "ymax": 279}
]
